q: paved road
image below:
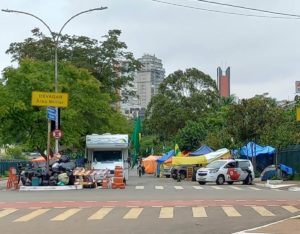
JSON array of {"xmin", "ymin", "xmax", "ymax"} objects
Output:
[{"xmin": 0, "ymin": 173, "xmax": 299, "ymax": 234}]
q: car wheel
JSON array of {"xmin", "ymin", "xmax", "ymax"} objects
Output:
[
  {"xmin": 244, "ymin": 175, "xmax": 253, "ymax": 185},
  {"xmin": 180, "ymin": 172, "xmax": 186, "ymax": 180},
  {"xmin": 227, "ymin": 181, "xmax": 234, "ymax": 185},
  {"xmin": 216, "ymin": 175, "xmax": 225, "ymax": 185},
  {"xmin": 166, "ymin": 175, "xmax": 170, "ymax": 178},
  {"xmin": 198, "ymin": 181, "xmax": 206, "ymax": 185}
]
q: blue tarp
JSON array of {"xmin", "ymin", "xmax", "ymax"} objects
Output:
[
  {"xmin": 189, "ymin": 145, "xmax": 213, "ymax": 156},
  {"xmin": 240, "ymin": 142, "xmax": 275, "ymax": 157},
  {"xmin": 156, "ymin": 150, "xmax": 174, "ymax": 175},
  {"xmin": 239, "ymin": 142, "xmax": 275, "ymax": 172},
  {"xmin": 157, "ymin": 150, "xmax": 175, "ymax": 163}
]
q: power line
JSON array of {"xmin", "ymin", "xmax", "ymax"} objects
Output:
[
  {"xmin": 195, "ymin": 0, "xmax": 300, "ymax": 18},
  {"xmin": 151, "ymin": 0, "xmax": 300, "ymax": 19}
]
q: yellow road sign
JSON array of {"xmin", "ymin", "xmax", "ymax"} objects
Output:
[{"xmin": 32, "ymin": 91, "xmax": 69, "ymax": 107}]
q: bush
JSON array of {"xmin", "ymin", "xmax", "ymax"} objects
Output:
[
  {"xmin": 270, "ymin": 175, "xmax": 282, "ymax": 180},
  {"xmin": 291, "ymin": 173, "xmax": 300, "ymax": 181}
]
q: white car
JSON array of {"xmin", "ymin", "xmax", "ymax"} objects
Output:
[{"xmin": 196, "ymin": 159, "xmax": 254, "ymax": 185}]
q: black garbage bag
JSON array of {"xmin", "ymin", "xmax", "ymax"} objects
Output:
[
  {"xmin": 49, "ymin": 180, "xmax": 57, "ymax": 186},
  {"xmin": 60, "ymin": 162, "xmax": 76, "ymax": 171},
  {"xmin": 42, "ymin": 180, "xmax": 49, "ymax": 186},
  {"xmin": 59, "ymin": 155, "xmax": 70, "ymax": 163},
  {"xmin": 20, "ymin": 175, "xmax": 27, "ymax": 185},
  {"xmin": 25, "ymin": 178, "xmax": 32, "ymax": 186}
]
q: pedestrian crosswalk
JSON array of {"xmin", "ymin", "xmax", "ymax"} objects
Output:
[
  {"xmin": 135, "ymin": 185, "xmax": 265, "ymax": 191},
  {"xmin": 0, "ymin": 205, "xmax": 298, "ymax": 222}
]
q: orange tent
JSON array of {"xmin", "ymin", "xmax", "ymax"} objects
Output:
[
  {"xmin": 142, "ymin": 155, "xmax": 161, "ymax": 174},
  {"xmin": 31, "ymin": 156, "xmax": 46, "ymax": 163}
]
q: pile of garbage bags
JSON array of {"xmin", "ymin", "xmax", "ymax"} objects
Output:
[{"xmin": 19, "ymin": 155, "xmax": 76, "ymax": 186}]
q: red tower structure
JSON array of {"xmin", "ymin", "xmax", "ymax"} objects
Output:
[{"xmin": 217, "ymin": 67, "xmax": 230, "ymax": 97}]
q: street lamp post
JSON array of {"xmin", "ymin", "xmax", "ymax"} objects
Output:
[{"xmin": 2, "ymin": 7, "xmax": 107, "ymax": 160}]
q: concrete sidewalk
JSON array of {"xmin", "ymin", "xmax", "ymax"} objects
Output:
[
  {"xmin": 254, "ymin": 179, "xmax": 300, "ymax": 191},
  {"xmin": 237, "ymin": 215, "xmax": 300, "ymax": 234}
]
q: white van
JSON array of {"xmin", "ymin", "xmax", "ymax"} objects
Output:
[{"xmin": 196, "ymin": 159, "xmax": 254, "ymax": 185}]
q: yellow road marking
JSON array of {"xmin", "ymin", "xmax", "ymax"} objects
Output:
[
  {"xmin": 14, "ymin": 209, "xmax": 50, "ymax": 222},
  {"xmin": 159, "ymin": 207, "xmax": 173, "ymax": 218},
  {"xmin": 0, "ymin": 209, "xmax": 18, "ymax": 218},
  {"xmin": 282, "ymin": 206, "xmax": 299, "ymax": 213},
  {"xmin": 51, "ymin": 208, "xmax": 81, "ymax": 221},
  {"xmin": 252, "ymin": 206, "xmax": 275, "ymax": 216},
  {"xmin": 222, "ymin": 206, "xmax": 241, "ymax": 217},
  {"xmin": 192, "ymin": 207, "xmax": 207, "ymax": 217},
  {"xmin": 88, "ymin": 207, "xmax": 113, "ymax": 220},
  {"xmin": 123, "ymin": 208, "xmax": 143, "ymax": 219}
]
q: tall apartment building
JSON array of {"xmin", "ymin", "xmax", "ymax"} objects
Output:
[
  {"xmin": 136, "ymin": 54, "xmax": 165, "ymax": 110},
  {"xmin": 120, "ymin": 54, "xmax": 165, "ymax": 118},
  {"xmin": 217, "ymin": 66, "xmax": 230, "ymax": 97}
]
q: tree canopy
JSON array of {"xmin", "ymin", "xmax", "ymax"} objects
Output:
[{"xmin": 0, "ymin": 59, "xmax": 130, "ymax": 152}]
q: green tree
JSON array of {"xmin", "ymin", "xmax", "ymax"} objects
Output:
[
  {"xmin": 0, "ymin": 59, "xmax": 130, "ymax": 151},
  {"xmin": 6, "ymin": 28, "xmax": 141, "ymax": 103},
  {"xmin": 175, "ymin": 120, "xmax": 207, "ymax": 151},
  {"xmin": 143, "ymin": 68, "xmax": 219, "ymax": 141}
]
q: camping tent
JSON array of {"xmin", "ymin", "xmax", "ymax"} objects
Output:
[
  {"xmin": 172, "ymin": 148, "xmax": 231, "ymax": 166},
  {"xmin": 239, "ymin": 142, "xmax": 275, "ymax": 172},
  {"xmin": 142, "ymin": 155, "xmax": 161, "ymax": 174},
  {"xmin": 189, "ymin": 145, "xmax": 213, "ymax": 156}
]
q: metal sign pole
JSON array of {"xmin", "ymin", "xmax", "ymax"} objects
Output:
[{"xmin": 47, "ymin": 120, "xmax": 51, "ymax": 173}]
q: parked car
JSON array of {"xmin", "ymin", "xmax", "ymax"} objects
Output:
[{"xmin": 196, "ymin": 159, "xmax": 254, "ymax": 185}]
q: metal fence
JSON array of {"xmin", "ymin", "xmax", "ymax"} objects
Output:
[
  {"xmin": 0, "ymin": 159, "xmax": 29, "ymax": 176},
  {"xmin": 278, "ymin": 145, "xmax": 300, "ymax": 174}
]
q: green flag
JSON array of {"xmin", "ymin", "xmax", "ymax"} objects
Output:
[{"xmin": 131, "ymin": 116, "xmax": 141, "ymax": 167}]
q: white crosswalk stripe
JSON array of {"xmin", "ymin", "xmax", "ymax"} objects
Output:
[
  {"xmin": 251, "ymin": 206, "xmax": 275, "ymax": 216},
  {"xmin": 210, "ymin": 186, "xmax": 224, "ymax": 190},
  {"xmin": 51, "ymin": 208, "xmax": 81, "ymax": 221},
  {"xmin": 174, "ymin": 186, "xmax": 183, "ymax": 190},
  {"xmin": 249, "ymin": 187, "xmax": 261, "ymax": 191},
  {"xmin": 123, "ymin": 208, "xmax": 143, "ymax": 219},
  {"xmin": 282, "ymin": 206, "xmax": 299, "ymax": 213},
  {"xmin": 193, "ymin": 186, "xmax": 203, "ymax": 190},
  {"xmin": 0, "ymin": 209, "xmax": 18, "ymax": 218},
  {"xmin": 14, "ymin": 209, "xmax": 50, "ymax": 222},
  {"xmin": 192, "ymin": 207, "xmax": 207, "ymax": 217},
  {"xmin": 88, "ymin": 207, "xmax": 113, "ymax": 220},
  {"xmin": 1, "ymin": 204, "xmax": 298, "ymax": 222},
  {"xmin": 159, "ymin": 207, "xmax": 173, "ymax": 218},
  {"xmin": 155, "ymin": 186, "xmax": 164, "ymax": 190},
  {"xmin": 135, "ymin": 186, "xmax": 144, "ymax": 190},
  {"xmin": 222, "ymin": 206, "xmax": 241, "ymax": 217},
  {"xmin": 229, "ymin": 186, "xmax": 243, "ymax": 190}
]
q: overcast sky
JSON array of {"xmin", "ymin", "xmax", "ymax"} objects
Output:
[{"xmin": 1, "ymin": 0, "xmax": 300, "ymax": 100}]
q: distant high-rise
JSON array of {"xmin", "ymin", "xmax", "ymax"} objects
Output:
[
  {"xmin": 136, "ymin": 54, "xmax": 165, "ymax": 109},
  {"xmin": 120, "ymin": 54, "xmax": 165, "ymax": 119},
  {"xmin": 217, "ymin": 67, "xmax": 230, "ymax": 97}
]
